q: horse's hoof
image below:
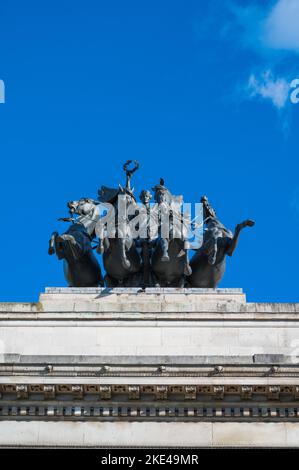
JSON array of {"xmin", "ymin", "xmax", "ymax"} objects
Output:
[
  {"xmin": 121, "ymin": 258, "xmax": 131, "ymax": 270},
  {"xmin": 96, "ymin": 245, "xmax": 104, "ymax": 255},
  {"xmin": 184, "ymin": 265, "xmax": 192, "ymax": 276},
  {"xmin": 177, "ymin": 249, "xmax": 185, "ymax": 258},
  {"xmin": 246, "ymin": 219, "xmax": 255, "ymax": 227}
]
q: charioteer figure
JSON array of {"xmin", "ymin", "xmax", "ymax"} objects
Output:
[
  {"xmin": 150, "ymin": 178, "xmax": 192, "ymax": 286},
  {"xmin": 151, "ymin": 179, "xmax": 172, "ymax": 262},
  {"xmin": 139, "ymin": 189, "xmax": 153, "ymax": 287}
]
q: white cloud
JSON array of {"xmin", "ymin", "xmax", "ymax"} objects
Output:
[
  {"xmin": 246, "ymin": 70, "xmax": 290, "ymax": 109},
  {"xmin": 196, "ymin": 1, "xmax": 298, "ymax": 125},
  {"xmin": 225, "ymin": 0, "xmax": 299, "ymax": 56},
  {"xmin": 263, "ymin": 0, "xmax": 299, "ymax": 53},
  {"xmin": 226, "ymin": 2, "xmax": 267, "ymax": 52}
]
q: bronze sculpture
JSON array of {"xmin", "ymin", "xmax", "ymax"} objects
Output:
[
  {"xmin": 49, "ymin": 161, "xmax": 254, "ymax": 288},
  {"xmin": 150, "ymin": 179, "xmax": 192, "ymax": 287},
  {"xmin": 97, "ymin": 182, "xmax": 142, "ymax": 287},
  {"xmin": 48, "ymin": 198, "xmax": 104, "ymax": 287},
  {"xmin": 188, "ymin": 196, "xmax": 254, "ymax": 288}
]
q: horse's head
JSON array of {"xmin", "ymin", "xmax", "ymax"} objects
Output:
[{"xmin": 67, "ymin": 198, "xmax": 96, "ymax": 216}]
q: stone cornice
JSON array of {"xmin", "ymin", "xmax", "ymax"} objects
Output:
[
  {"xmin": 0, "ymin": 403, "xmax": 299, "ymax": 422},
  {"xmin": 1, "ymin": 383, "xmax": 299, "ymax": 422},
  {"xmin": 2, "ymin": 360, "xmax": 299, "ymax": 377},
  {"xmin": 1, "ymin": 383, "xmax": 299, "ymax": 401}
]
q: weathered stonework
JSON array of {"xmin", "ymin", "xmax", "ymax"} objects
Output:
[{"xmin": 0, "ymin": 288, "xmax": 299, "ymax": 447}]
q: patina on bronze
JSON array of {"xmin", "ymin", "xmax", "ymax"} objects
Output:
[{"xmin": 49, "ymin": 161, "xmax": 254, "ymax": 288}]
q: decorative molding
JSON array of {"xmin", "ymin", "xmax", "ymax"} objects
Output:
[
  {"xmin": 1, "ymin": 383, "xmax": 299, "ymax": 401},
  {"xmin": 1, "ymin": 403, "xmax": 299, "ymax": 421},
  {"xmin": 3, "ymin": 362, "xmax": 299, "ymax": 378}
]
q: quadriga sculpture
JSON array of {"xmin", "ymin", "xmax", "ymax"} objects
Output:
[{"xmin": 48, "ymin": 161, "xmax": 254, "ymax": 288}]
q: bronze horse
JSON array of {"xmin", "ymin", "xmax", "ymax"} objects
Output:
[
  {"xmin": 48, "ymin": 198, "xmax": 104, "ymax": 287},
  {"xmin": 97, "ymin": 163, "xmax": 142, "ymax": 287},
  {"xmin": 188, "ymin": 218, "xmax": 254, "ymax": 288},
  {"xmin": 150, "ymin": 179, "xmax": 192, "ymax": 287}
]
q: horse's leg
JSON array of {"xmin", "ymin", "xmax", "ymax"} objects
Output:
[
  {"xmin": 208, "ymin": 240, "xmax": 218, "ymax": 265},
  {"xmin": 177, "ymin": 244, "xmax": 192, "ymax": 276},
  {"xmin": 226, "ymin": 219, "xmax": 255, "ymax": 257},
  {"xmin": 202, "ymin": 229, "xmax": 219, "ymax": 266},
  {"xmin": 176, "ymin": 276, "xmax": 185, "ymax": 288},
  {"xmin": 48, "ymin": 232, "xmax": 58, "ymax": 255},
  {"xmin": 184, "ymin": 251, "xmax": 192, "ymax": 276},
  {"xmin": 96, "ymin": 238, "xmax": 104, "ymax": 255},
  {"xmin": 151, "ymin": 271, "xmax": 160, "ymax": 288},
  {"xmin": 97, "ymin": 237, "xmax": 110, "ymax": 255},
  {"xmin": 117, "ymin": 237, "xmax": 131, "ymax": 270},
  {"xmin": 58, "ymin": 233, "xmax": 82, "ymax": 260},
  {"xmin": 160, "ymin": 238, "xmax": 169, "ymax": 262},
  {"xmin": 142, "ymin": 240, "xmax": 150, "ymax": 287},
  {"xmin": 105, "ymin": 274, "xmax": 118, "ymax": 287}
]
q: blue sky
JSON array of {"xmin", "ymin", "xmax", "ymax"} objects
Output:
[{"xmin": 0, "ymin": 0, "xmax": 298, "ymax": 302}]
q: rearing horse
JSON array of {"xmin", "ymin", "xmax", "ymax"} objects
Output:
[
  {"xmin": 96, "ymin": 161, "xmax": 142, "ymax": 287},
  {"xmin": 150, "ymin": 179, "xmax": 192, "ymax": 287},
  {"xmin": 188, "ymin": 196, "xmax": 254, "ymax": 288},
  {"xmin": 48, "ymin": 198, "xmax": 104, "ymax": 287}
]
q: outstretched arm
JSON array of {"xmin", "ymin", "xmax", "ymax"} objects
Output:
[{"xmin": 123, "ymin": 160, "xmax": 139, "ymax": 190}]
